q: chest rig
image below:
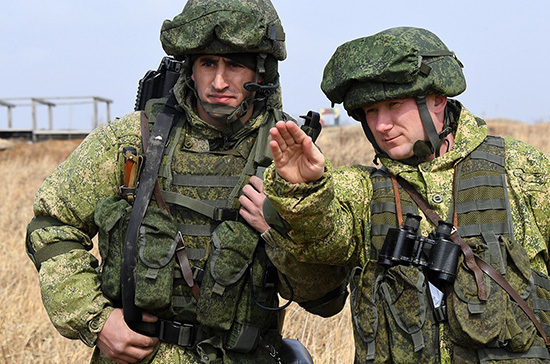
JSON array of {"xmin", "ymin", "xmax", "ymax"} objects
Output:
[
  {"xmin": 97, "ymin": 95, "xmax": 296, "ymax": 356},
  {"xmin": 350, "ymin": 136, "xmax": 550, "ymax": 363}
]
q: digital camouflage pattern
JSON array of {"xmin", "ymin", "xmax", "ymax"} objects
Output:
[
  {"xmin": 160, "ymin": 0, "xmax": 286, "ymax": 61},
  {"xmin": 321, "ymin": 27, "xmax": 466, "ymax": 120},
  {"xmin": 26, "ymin": 67, "xmax": 319, "ymax": 363},
  {"xmin": 263, "ymin": 104, "xmax": 550, "ymax": 363}
]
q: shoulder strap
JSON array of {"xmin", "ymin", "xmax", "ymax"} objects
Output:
[
  {"xmin": 395, "ymin": 174, "xmax": 487, "ymax": 300},
  {"xmin": 121, "ymin": 93, "xmax": 178, "ymax": 330}
]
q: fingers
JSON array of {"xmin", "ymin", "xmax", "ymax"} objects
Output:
[
  {"xmin": 239, "ymin": 176, "xmax": 269, "ymax": 233},
  {"xmin": 141, "ymin": 312, "xmax": 158, "ymax": 323},
  {"xmin": 300, "ymin": 131, "xmax": 325, "ymax": 166},
  {"xmin": 97, "ymin": 308, "xmax": 158, "ymax": 363},
  {"xmin": 248, "ymin": 175, "xmax": 264, "ymax": 193},
  {"xmin": 269, "ymin": 121, "xmax": 305, "ymax": 150}
]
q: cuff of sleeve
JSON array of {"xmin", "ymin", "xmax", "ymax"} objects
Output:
[
  {"xmin": 260, "ymin": 228, "xmax": 278, "ymax": 247},
  {"xmin": 79, "ymin": 306, "xmax": 115, "ymax": 347},
  {"xmin": 266, "ymin": 159, "xmax": 331, "ymax": 196}
]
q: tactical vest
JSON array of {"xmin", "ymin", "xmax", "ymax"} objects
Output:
[
  {"xmin": 350, "ymin": 136, "xmax": 550, "ymax": 363},
  {"xmin": 95, "ymin": 98, "xmax": 291, "ymax": 357}
]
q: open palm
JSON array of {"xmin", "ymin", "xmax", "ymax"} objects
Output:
[{"xmin": 269, "ymin": 121, "xmax": 325, "ymax": 184}]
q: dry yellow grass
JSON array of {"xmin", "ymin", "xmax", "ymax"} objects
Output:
[{"xmin": 1, "ymin": 118, "xmax": 549, "ymax": 363}]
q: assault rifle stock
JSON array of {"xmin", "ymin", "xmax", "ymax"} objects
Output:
[{"xmin": 134, "ymin": 56, "xmax": 184, "ymax": 111}]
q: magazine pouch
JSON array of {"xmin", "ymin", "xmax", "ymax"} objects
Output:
[
  {"xmin": 380, "ymin": 265, "xmax": 439, "ymax": 361},
  {"xmin": 448, "ymin": 236, "xmax": 537, "ymax": 352},
  {"xmin": 196, "ymin": 220, "xmax": 258, "ymax": 331},
  {"xmin": 134, "ymin": 205, "xmax": 178, "ymax": 310},
  {"xmin": 95, "ymin": 196, "xmax": 132, "ymax": 301}
]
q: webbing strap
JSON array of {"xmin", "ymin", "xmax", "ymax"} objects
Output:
[
  {"xmin": 161, "ymin": 191, "xmax": 238, "ymax": 221},
  {"xmin": 457, "ymin": 175, "xmax": 504, "ymax": 190},
  {"xmin": 172, "ymin": 174, "xmax": 240, "ymax": 187},
  {"xmin": 162, "ymin": 190, "xmax": 217, "ymax": 219},
  {"xmin": 457, "ymin": 222, "xmax": 509, "ymax": 238},
  {"xmin": 470, "ymin": 150, "xmax": 505, "ymax": 167},
  {"xmin": 478, "ymin": 346, "xmax": 550, "ymax": 364},
  {"xmin": 177, "ymin": 223, "xmax": 216, "ymax": 237},
  {"xmin": 33, "ymin": 241, "xmax": 86, "ymax": 270},
  {"xmin": 27, "ymin": 215, "xmax": 87, "ymax": 270},
  {"xmin": 370, "ymin": 202, "xmax": 416, "ymax": 215},
  {"xmin": 455, "ymin": 198, "xmax": 507, "ymax": 214}
]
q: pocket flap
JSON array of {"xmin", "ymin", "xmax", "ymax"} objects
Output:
[
  {"xmin": 209, "ymin": 220, "xmax": 259, "ymax": 286},
  {"xmin": 138, "ymin": 206, "xmax": 178, "ymax": 269}
]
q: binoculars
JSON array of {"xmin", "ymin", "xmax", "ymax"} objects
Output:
[{"xmin": 378, "ymin": 213, "xmax": 460, "ymax": 283}]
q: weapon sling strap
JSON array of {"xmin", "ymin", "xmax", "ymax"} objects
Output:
[
  {"xmin": 121, "ymin": 93, "xmax": 179, "ymax": 329},
  {"xmin": 139, "ymin": 110, "xmax": 200, "ymax": 301},
  {"xmin": 393, "ymin": 173, "xmax": 550, "ymax": 348}
]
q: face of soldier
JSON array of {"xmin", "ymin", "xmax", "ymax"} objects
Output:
[
  {"xmin": 363, "ymin": 95, "xmax": 447, "ymax": 161},
  {"xmin": 192, "ymin": 55, "xmax": 257, "ymax": 126}
]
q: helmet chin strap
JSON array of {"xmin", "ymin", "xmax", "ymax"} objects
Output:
[
  {"xmin": 359, "ymin": 96, "xmax": 453, "ymax": 166},
  {"xmin": 412, "ymin": 96, "xmax": 454, "ymax": 163},
  {"xmin": 415, "ymin": 96, "xmax": 439, "ymax": 157},
  {"xmin": 198, "ymin": 96, "xmax": 254, "ymax": 124}
]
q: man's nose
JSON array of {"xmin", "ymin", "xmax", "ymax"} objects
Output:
[
  {"xmin": 212, "ymin": 68, "xmax": 229, "ymax": 90},
  {"xmin": 374, "ymin": 109, "xmax": 393, "ymax": 133}
]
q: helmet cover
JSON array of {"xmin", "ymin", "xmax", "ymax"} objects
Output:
[
  {"xmin": 160, "ymin": 0, "xmax": 286, "ymax": 61},
  {"xmin": 321, "ymin": 27, "xmax": 466, "ymax": 120}
]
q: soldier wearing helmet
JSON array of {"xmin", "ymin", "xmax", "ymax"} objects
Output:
[
  {"xmin": 263, "ymin": 27, "xmax": 550, "ymax": 363},
  {"xmin": 25, "ymin": 1, "xmax": 343, "ymax": 363}
]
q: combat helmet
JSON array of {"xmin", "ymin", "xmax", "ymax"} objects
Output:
[
  {"xmin": 321, "ymin": 27, "xmax": 466, "ymax": 163},
  {"xmin": 160, "ymin": 0, "xmax": 286, "ymax": 123}
]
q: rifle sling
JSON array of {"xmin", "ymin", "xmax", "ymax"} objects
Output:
[
  {"xmin": 121, "ymin": 94, "xmax": 178, "ymax": 329},
  {"xmin": 393, "ymin": 174, "xmax": 550, "ymax": 348}
]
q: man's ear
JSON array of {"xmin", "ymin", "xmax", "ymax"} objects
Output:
[{"xmin": 430, "ymin": 94, "xmax": 447, "ymax": 114}]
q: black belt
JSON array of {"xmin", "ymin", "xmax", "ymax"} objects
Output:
[
  {"xmin": 133, "ymin": 318, "xmax": 202, "ymax": 347},
  {"xmin": 157, "ymin": 319, "xmax": 200, "ymax": 347}
]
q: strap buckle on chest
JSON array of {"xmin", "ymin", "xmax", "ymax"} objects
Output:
[
  {"xmin": 213, "ymin": 207, "xmax": 239, "ymax": 221},
  {"xmin": 157, "ymin": 319, "xmax": 198, "ymax": 347}
]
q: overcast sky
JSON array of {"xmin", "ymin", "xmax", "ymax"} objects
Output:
[{"xmin": 2, "ymin": 0, "xmax": 549, "ymax": 130}]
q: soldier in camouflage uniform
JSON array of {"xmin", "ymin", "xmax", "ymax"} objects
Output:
[
  {"xmin": 263, "ymin": 27, "xmax": 550, "ymax": 363},
  {"xmin": 25, "ymin": 1, "xmax": 347, "ymax": 363}
]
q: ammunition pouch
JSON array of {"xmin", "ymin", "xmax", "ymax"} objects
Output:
[
  {"xmin": 350, "ymin": 262, "xmax": 440, "ymax": 362},
  {"xmin": 196, "ymin": 220, "xmax": 279, "ymax": 353},
  {"xmin": 448, "ymin": 235, "xmax": 550, "ymax": 354},
  {"xmin": 95, "ymin": 195, "xmax": 178, "ymax": 310}
]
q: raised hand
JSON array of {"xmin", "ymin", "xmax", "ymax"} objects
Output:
[{"xmin": 269, "ymin": 121, "xmax": 325, "ymax": 184}]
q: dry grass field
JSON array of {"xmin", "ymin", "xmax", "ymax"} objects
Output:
[{"xmin": 1, "ymin": 118, "xmax": 549, "ymax": 363}]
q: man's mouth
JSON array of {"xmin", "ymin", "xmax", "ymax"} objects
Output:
[
  {"xmin": 383, "ymin": 135, "xmax": 400, "ymax": 144},
  {"xmin": 208, "ymin": 94, "xmax": 233, "ymax": 104}
]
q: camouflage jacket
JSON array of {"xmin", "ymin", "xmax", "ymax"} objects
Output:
[{"xmin": 264, "ymin": 102, "xmax": 550, "ymax": 363}]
